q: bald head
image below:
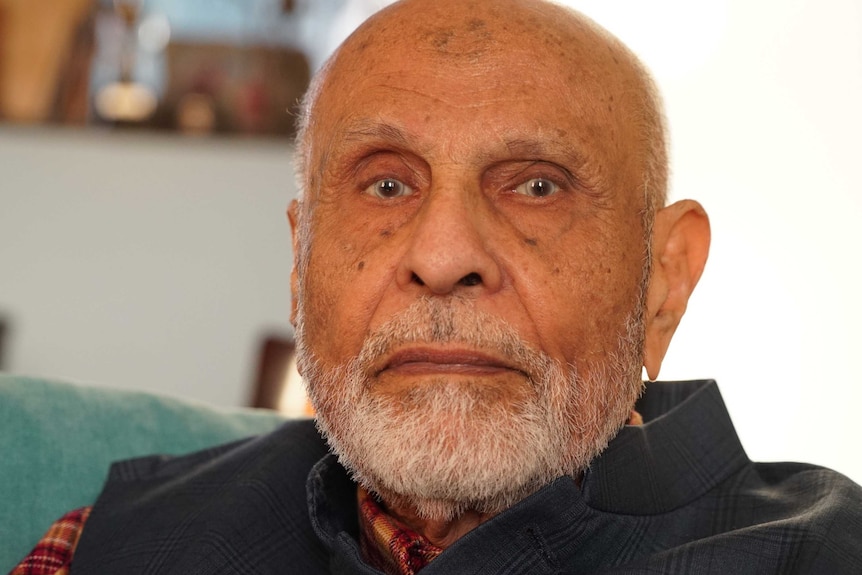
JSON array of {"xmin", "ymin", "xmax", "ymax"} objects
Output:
[{"xmin": 295, "ymin": 0, "xmax": 667, "ymax": 213}]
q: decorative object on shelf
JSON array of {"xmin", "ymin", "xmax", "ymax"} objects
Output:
[
  {"xmin": 92, "ymin": 0, "xmax": 158, "ymax": 123},
  {"xmin": 251, "ymin": 334, "xmax": 313, "ymax": 417},
  {"xmin": 156, "ymin": 42, "xmax": 309, "ymax": 137},
  {"xmin": 0, "ymin": 0, "xmax": 94, "ymax": 123}
]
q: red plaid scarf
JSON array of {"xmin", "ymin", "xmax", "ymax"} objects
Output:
[
  {"xmin": 10, "ymin": 507, "xmax": 91, "ymax": 575},
  {"xmin": 357, "ymin": 487, "xmax": 444, "ymax": 575}
]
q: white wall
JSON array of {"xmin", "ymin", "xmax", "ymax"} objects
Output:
[
  {"xmin": 0, "ymin": 127, "xmax": 296, "ymax": 406},
  {"xmin": 1, "ymin": 0, "xmax": 860, "ymax": 485}
]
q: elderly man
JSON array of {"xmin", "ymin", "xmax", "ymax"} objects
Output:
[{"xmin": 13, "ymin": 0, "xmax": 862, "ymax": 573}]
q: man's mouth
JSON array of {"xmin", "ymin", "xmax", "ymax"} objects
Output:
[{"xmin": 377, "ymin": 347, "xmax": 528, "ymax": 378}]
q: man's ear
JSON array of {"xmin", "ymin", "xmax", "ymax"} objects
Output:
[
  {"xmin": 643, "ymin": 199, "xmax": 710, "ymax": 381},
  {"xmin": 287, "ymin": 199, "xmax": 301, "ymax": 328}
]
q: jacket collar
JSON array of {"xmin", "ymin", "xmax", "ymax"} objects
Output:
[{"xmin": 582, "ymin": 380, "xmax": 749, "ymax": 515}]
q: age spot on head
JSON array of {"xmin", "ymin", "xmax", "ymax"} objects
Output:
[
  {"xmin": 524, "ymin": 238, "xmax": 538, "ymax": 246},
  {"xmin": 357, "ymin": 261, "xmax": 365, "ymax": 271},
  {"xmin": 429, "ymin": 27, "xmax": 455, "ymax": 50}
]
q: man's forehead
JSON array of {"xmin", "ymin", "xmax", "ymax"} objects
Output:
[
  {"xmin": 314, "ymin": 5, "xmax": 633, "ymax": 137},
  {"xmin": 341, "ymin": 0, "xmax": 604, "ymax": 66},
  {"xmin": 319, "ymin": 0, "xmax": 640, "ymax": 118}
]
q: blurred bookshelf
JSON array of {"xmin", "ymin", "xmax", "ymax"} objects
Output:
[{"xmin": 0, "ymin": 0, "xmax": 351, "ymax": 138}]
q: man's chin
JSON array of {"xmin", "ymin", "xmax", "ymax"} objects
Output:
[{"xmin": 316, "ymin": 379, "xmax": 577, "ymax": 521}]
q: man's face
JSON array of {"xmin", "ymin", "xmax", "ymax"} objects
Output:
[{"xmin": 292, "ymin": 1, "xmax": 653, "ymax": 519}]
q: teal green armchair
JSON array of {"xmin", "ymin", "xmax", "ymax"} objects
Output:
[{"xmin": 0, "ymin": 374, "xmax": 288, "ymax": 571}]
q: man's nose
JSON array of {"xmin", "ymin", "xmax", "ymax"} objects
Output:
[{"xmin": 395, "ymin": 188, "xmax": 503, "ymax": 295}]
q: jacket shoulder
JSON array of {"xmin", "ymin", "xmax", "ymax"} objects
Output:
[
  {"xmin": 105, "ymin": 418, "xmax": 325, "ymax": 483},
  {"xmin": 750, "ymin": 463, "xmax": 862, "ymax": 572},
  {"xmin": 72, "ymin": 419, "xmax": 332, "ymax": 574}
]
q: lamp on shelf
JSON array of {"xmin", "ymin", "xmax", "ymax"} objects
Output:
[{"xmin": 93, "ymin": 0, "xmax": 158, "ymax": 123}]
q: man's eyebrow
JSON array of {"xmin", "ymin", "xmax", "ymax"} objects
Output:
[
  {"xmin": 502, "ymin": 138, "xmax": 550, "ymax": 156},
  {"xmin": 335, "ymin": 124, "xmax": 590, "ymax": 180},
  {"xmin": 493, "ymin": 137, "xmax": 599, "ymax": 193},
  {"xmin": 497, "ymin": 137, "xmax": 586, "ymax": 167},
  {"xmin": 340, "ymin": 121, "xmax": 417, "ymax": 148}
]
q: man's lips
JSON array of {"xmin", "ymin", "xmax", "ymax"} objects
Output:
[{"xmin": 376, "ymin": 347, "xmax": 528, "ymax": 378}]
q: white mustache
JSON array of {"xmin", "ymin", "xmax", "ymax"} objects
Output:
[{"xmin": 353, "ymin": 297, "xmax": 556, "ymax": 379}]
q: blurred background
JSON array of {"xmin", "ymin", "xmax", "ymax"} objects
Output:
[{"xmin": 1, "ymin": 0, "xmax": 860, "ymax": 483}]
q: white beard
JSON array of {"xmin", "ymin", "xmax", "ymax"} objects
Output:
[{"xmin": 296, "ymin": 297, "xmax": 644, "ymax": 521}]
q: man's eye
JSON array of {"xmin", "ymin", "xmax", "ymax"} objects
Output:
[
  {"xmin": 513, "ymin": 178, "xmax": 559, "ymax": 197},
  {"xmin": 366, "ymin": 178, "xmax": 413, "ymax": 199}
]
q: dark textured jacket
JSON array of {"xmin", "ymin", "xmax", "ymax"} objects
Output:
[{"xmin": 72, "ymin": 380, "xmax": 862, "ymax": 574}]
